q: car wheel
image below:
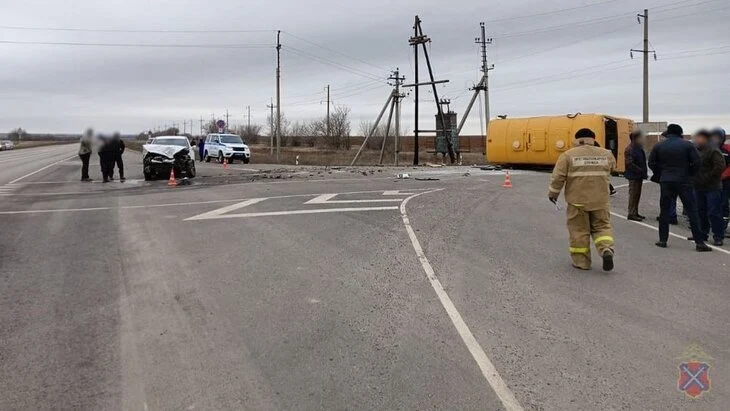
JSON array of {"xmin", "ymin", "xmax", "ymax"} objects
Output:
[
  {"xmin": 144, "ymin": 171, "xmax": 152, "ymax": 181},
  {"xmin": 218, "ymin": 151, "xmax": 224, "ymax": 163},
  {"xmin": 243, "ymin": 157, "xmax": 250, "ymax": 164},
  {"xmin": 204, "ymin": 151, "xmax": 211, "ymax": 162},
  {"xmin": 188, "ymin": 163, "xmax": 196, "ymax": 178}
]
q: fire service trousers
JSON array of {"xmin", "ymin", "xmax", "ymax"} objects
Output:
[{"xmin": 566, "ymin": 204, "xmax": 614, "ymax": 270}]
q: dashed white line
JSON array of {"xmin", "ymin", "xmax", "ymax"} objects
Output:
[{"xmin": 400, "ymin": 189, "xmax": 524, "ymax": 411}]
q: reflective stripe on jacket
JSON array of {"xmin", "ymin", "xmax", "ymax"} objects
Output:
[{"xmin": 549, "ymin": 138, "xmax": 616, "ymax": 211}]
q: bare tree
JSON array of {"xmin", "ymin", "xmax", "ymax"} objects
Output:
[
  {"xmin": 359, "ymin": 120, "xmax": 389, "ymax": 150},
  {"xmin": 8, "ymin": 127, "xmax": 27, "ymax": 142},
  {"xmin": 237, "ymin": 124, "xmax": 263, "ymax": 144},
  {"xmin": 324, "ymin": 105, "xmax": 351, "ymax": 149}
]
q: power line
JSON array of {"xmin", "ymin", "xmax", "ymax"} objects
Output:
[
  {"xmin": 0, "ymin": 25, "xmax": 274, "ymax": 33},
  {"xmin": 483, "ymin": 0, "xmax": 625, "ymax": 24},
  {"xmin": 285, "ymin": 46, "xmax": 385, "ymax": 82},
  {"xmin": 282, "ymin": 31, "xmax": 388, "ymax": 71},
  {"xmin": 0, "ymin": 40, "xmax": 272, "ymax": 48}
]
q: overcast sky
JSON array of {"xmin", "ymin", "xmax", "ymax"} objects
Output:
[{"xmin": 1, "ymin": 0, "xmax": 728, "ymax": 135}]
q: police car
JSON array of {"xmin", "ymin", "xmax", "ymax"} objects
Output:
[{"xmin": 203, "ymin": 133, "xmax": 251, "ymax": 164}]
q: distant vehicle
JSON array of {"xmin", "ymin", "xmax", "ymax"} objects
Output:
[
  {"xmin": 486, "ymin": 113, "xmax": 634, "ymax": 173},
  {"xmin": 0, "ymin": 140, "xmax": 15, "ymax": 150},
  {"xmin": 203, "ymin": 133, "xmax": 251, "ymax": 164},
  {"xmin": 142, "ymin": 136, "xmax": 196, "ymax": 181}
]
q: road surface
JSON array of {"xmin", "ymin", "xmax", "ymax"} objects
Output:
[{"xmin": 1, "ymin": 144, "xmax": 728, "ymax": 410}]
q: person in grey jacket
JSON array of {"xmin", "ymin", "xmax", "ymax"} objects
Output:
[{"xmin": 78, "ymin": 128, "xmax": 93, "ymax": 182}]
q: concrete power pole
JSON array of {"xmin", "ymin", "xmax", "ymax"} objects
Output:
[
  {"xmin": 267, "ymin": 98, "xmax": 275, "ymax": 155},
  {"xmin": 631, "ymin": 9, "xmax": 655, "ymax": 123},
  {"xmin": 326, "ymin": 84, "xmax": 331, "ymax": 138},
  {"xmin": 276, "ymin": 30, "xmax": 282, "ymax": 162},
  {"xmin": 477, "ymin": 22, "xmax": 493, "ymax": 136},
  {"xmin": 389, "ymin": 68, "xmax": 405, "ymax": 166},
  {"xmin": 225, "ymin": 109, "xmax": 230, "ymax": 132},
  {"xmin": 247, "ymin": 105, "xmax": 251, "ymax": 129}
]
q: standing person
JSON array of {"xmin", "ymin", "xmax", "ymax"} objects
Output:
[
  {"xmin": 109, "ymin": 132, "xmax": 126, "ymax": 182},
  {"xmin": 648, "ymin": 124, "xmax": 711, "ymax": 251},
  {"xmin": 711, "ymin": 128, "xmax": 730, "ymax": 237},
  {"xmin": 549, "ymin": 128, "xmax": 616, "ymax": 271},
  {"xmin": 198, "ymin": 136, "xmax": 205, "ymax": 162},
  {"xmin": 692, "ymin": 129, "xmax": 725, "ymax": 246},
  {"xmin": 624, "ymin": 130, "xmax": 648, "ymax": 220},
  {"xmin": 97, "ymin": 134, "xmax": 113, "ymax": 183},
  {"xmin": 78, "ymin": 128, "xmax": 93, "ymax": 182}
]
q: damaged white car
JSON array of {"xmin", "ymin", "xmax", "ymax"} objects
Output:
[{"xmin": 142, "ymin": 136, "xmax": 196, "ymax": 181}]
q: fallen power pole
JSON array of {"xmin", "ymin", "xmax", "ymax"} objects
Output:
[{"xmin": 406, "ymin": 15, "xmax": 454, "ymax": 165}]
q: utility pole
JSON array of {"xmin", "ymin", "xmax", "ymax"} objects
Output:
[
  {"xmin": 388, "ymin": 68, "xmax": 405, "ymax": 165},
  {"xmin": 407, "ymin": 16, "xmax": 454, "ymax": 164},
  {"xmin": 412, "ymin": 17, "xmax": 420, "ymax": 165},
  {"xmin": 267, "ymin": 98, "xmax": 275, "ymax": 155},
  {"xmin": 456, "ymin": 22, "xmax": 494, "ymax": 156},
  {"xmin": 199, "ymin": 117, "xmax": 204, "ymax": 138},
  {"xmin": 276, "ymin": 30, "xmax": 282, "ymax": 162},
  {"xmin": 477, "ymin": 22, "xmax": 493, "ymax": 136},
  {"xmin": 631, "ymin": 9, "xmax": 655, "ymax": 123},
  {"xmin": 225, "ymin": 109, "xmax": 230, "ymax": 132},
  {"xmin": 247, "ymin": 105, "xmax": 251, "ymax": 129},
  {"xmin": 326, "ymin": 84, "xmax": 331, "ymax": 138}
]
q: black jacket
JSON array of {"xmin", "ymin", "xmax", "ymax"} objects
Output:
[
  {"xmin": 694, "ymin": 145, "xmax": 725, "ymax": 191},
  {"xmin": 624, "ymin": 143, "xmax": 648, "ymax": 180},
  {"xmin": 648, "ymin": 135, "xmax": 701, "ymax": 185}
]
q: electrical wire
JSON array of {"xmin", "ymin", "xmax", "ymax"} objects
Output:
[
  {"xmin": 285, "ymin": 46, "xmax": 385, "ymax": 82},
  {"xmin": 482, "ymin": 0, "xmax": 626, "ymax": 24},
  {"xmin": 0, "ymin": 40, "xmax": 272, "ymax": 48},
  {"xmin": 0, "ymin": 25, "xmax": 274, "ymax": 33},
  {"xmin": 282, "ymin": 31, "xmax": 388, "ymax": 71}
]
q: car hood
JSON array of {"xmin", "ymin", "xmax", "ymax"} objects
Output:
[{"xmin": 143, "ymin": 144, "xmax": 189, "ymax": 158}]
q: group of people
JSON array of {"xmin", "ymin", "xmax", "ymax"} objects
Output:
[
  {"xmin": 624, "ymin": 124, "xmax": 729, "ymax": 249},
  {"xmin": 78, "ymin": 129, "xmax": 126, "ymax": 183},
  {"xmin": 548, "ymin": 124, "xmax": 729, "ymax": 272}
]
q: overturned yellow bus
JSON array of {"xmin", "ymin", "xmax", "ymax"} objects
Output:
[{"xmin": 486, "ymin": 113, "xmax": 634, "ymax": 173}]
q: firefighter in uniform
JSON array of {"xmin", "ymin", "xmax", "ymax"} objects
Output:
[{"xmin": 548, "ymin": 128, "xmax": 617, "ymax": 271}]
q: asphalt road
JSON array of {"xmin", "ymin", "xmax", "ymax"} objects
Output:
[{"xmin": 1, "ymin": 145, "xmax": 728, "ymax": 410}]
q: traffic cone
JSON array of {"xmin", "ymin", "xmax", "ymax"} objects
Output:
[
  {"xmin": 502, "ymin": 171, "xmax": 513, "ymax": 188},
  {"xmin": 168, "ymin": 168, "xmax": 178, "ymax": 187},
  {"xmin": 223, "ymin": 158, "xmax": 228, "ymax": 169}
]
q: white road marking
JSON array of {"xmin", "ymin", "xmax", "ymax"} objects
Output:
[
  {"xmin": 0, "ymin": 189, "xmax": 414, "ymax": 215},
  {"xmin": 382, "ymin": 190, "xmax": 416, "ymax": 195},
  {"xmin": 304, "ymin": 193, "xmax": 402, "ymax": 204},
  {"xmin": 399, "ymin": 190, "xmax": 524, "ymax": 411},
  {"xmin": 184, "ymin": 198, "xmax": 268, "ymax": 220},
  {"xmin": 187, "ymin": 206, "xmax": 399, "ymax": 220},
  {"xmin": 612, "ymin": 183, "xmax": 629, "ymax": 189},
  {"xmin": 611, "ymin": 212, "xmax": 730, "ymax": 255},
  {"xmin": 8, "ymin": 154, "xmax": 77, "ymax": 184}
]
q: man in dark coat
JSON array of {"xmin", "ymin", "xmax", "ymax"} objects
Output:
[
  {"xmin": 97, "ymin": 134, "xmax": 114, "ymax": 183},
  {"xmin": 624, "ymin": 130, "xmax": 648, "ymax": 221},
  {"xmin": 648, "ymin": 123, "xmax": 711, "ymax": 251},
  {"xmin": 693, "ymin": 129, "xmax": 725, "ymax": 246},
  {"xmin": 109, "ymin": 132, "xmax": 126, "ymax": 182}
]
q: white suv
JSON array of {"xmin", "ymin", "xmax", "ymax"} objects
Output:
[{"xmin": 203, "ymin": 134, "xmax": 251, "ymax": 164}]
